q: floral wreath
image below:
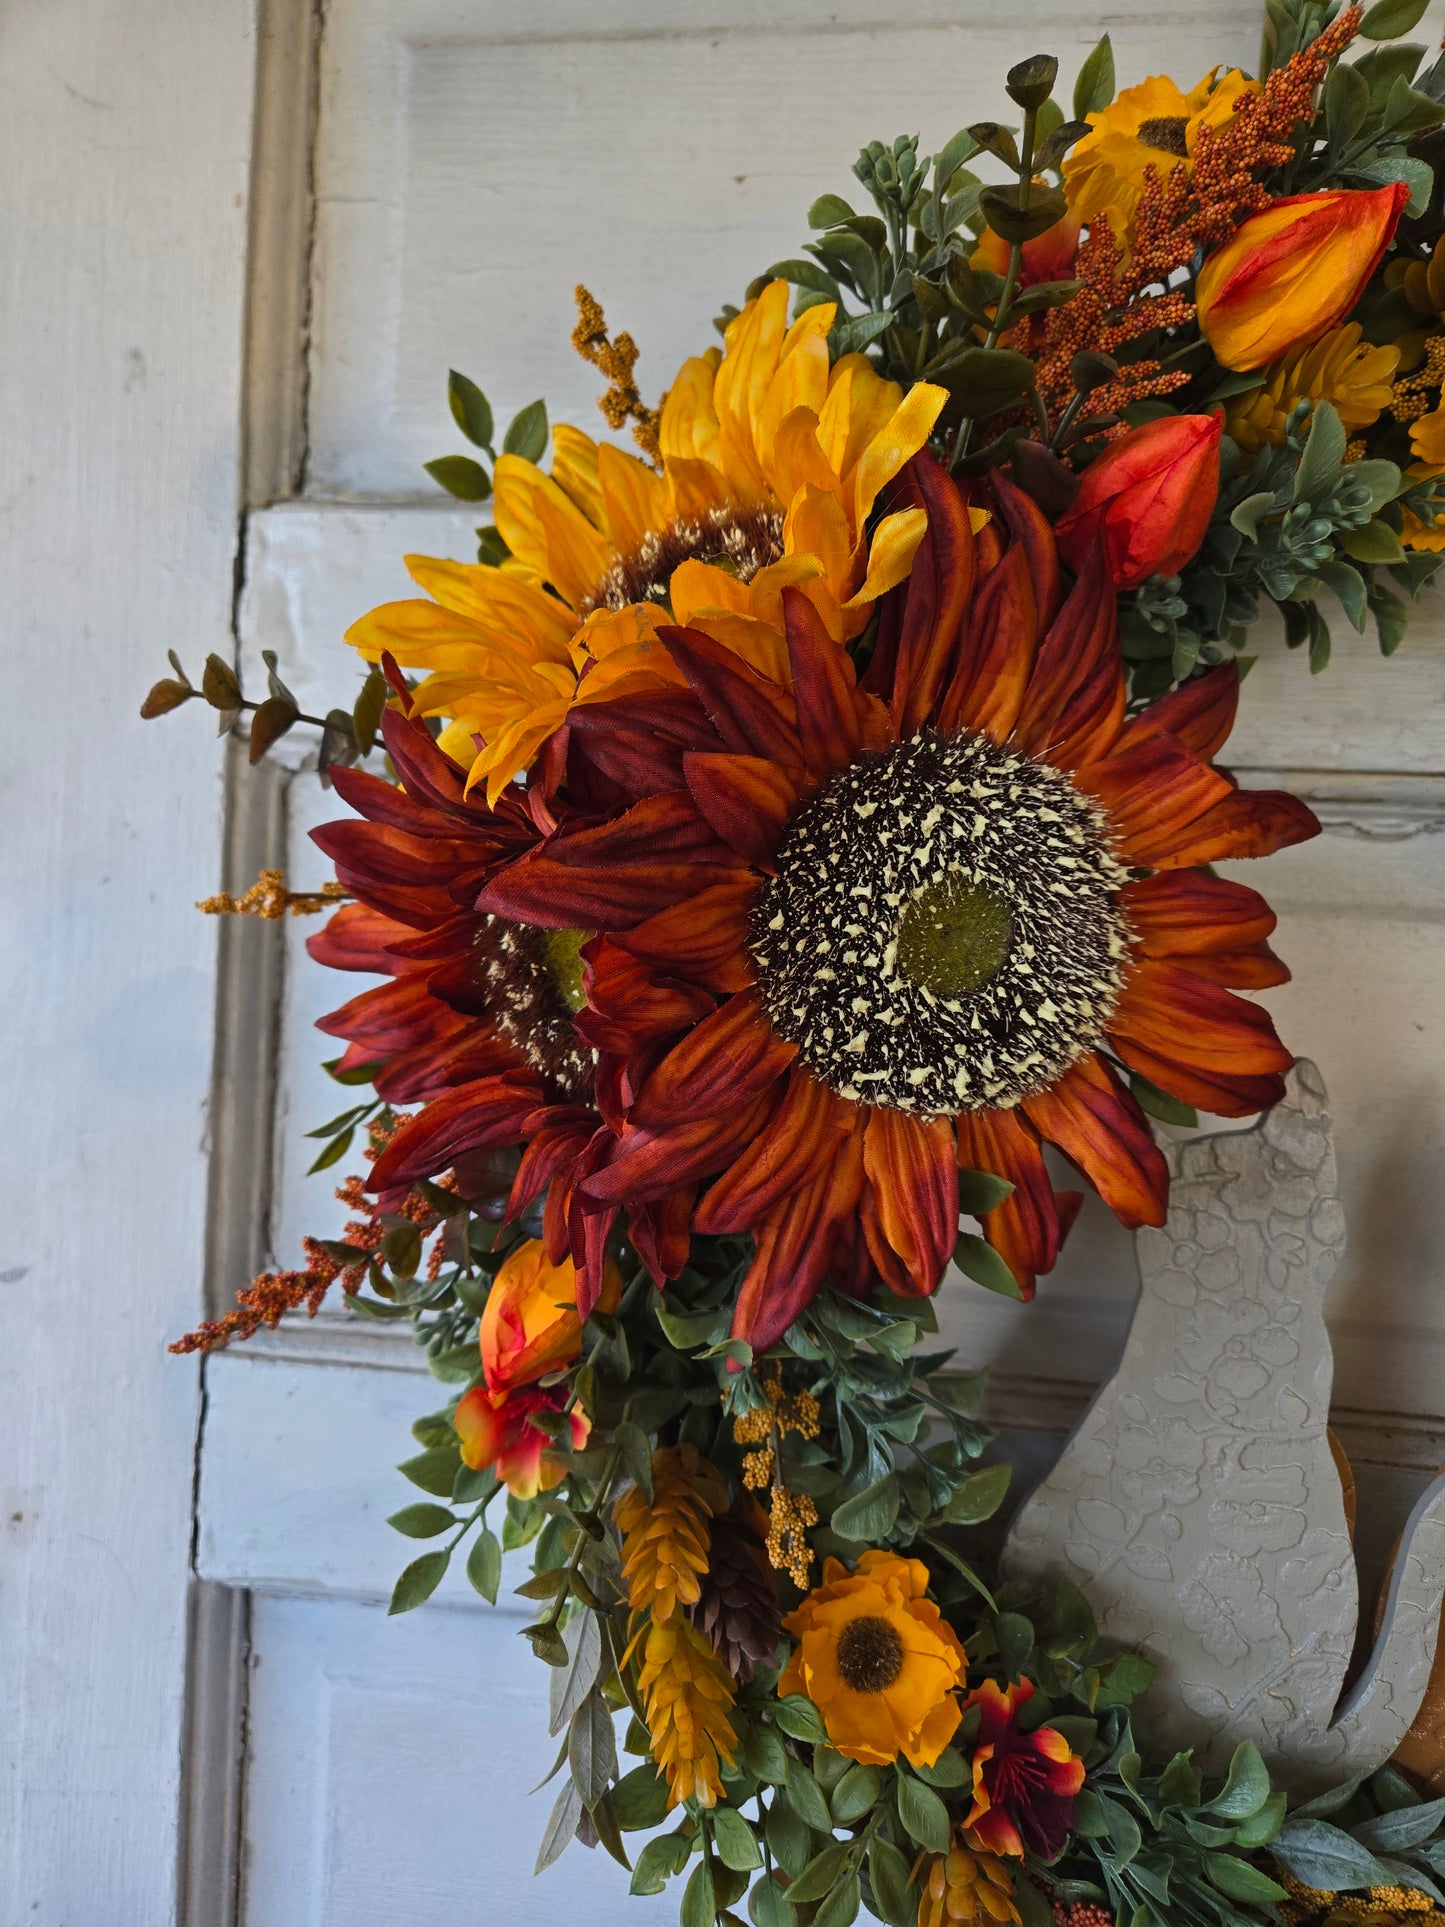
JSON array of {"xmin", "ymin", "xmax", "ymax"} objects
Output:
[{"xmin": 148, "ymin": 5, "xmax": 1445, "ymax": 1924}]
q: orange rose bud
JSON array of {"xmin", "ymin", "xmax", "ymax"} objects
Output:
[
  {"xmin": 454, "ymin": 1382, "xmax": 589, "ymax": 1500},
  {"xmin": 480, "ymin": 1238, "xmax": 620, "ymax": 1396},
  {"xmin": 1196, "ymin": 183, "xmax": 1407, "ymax": 372},
  {"xmin": 1056, "ymin": 413, "xmax": 1222, "ymax": 589}
]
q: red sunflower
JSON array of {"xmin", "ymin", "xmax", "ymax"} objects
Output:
[
  {"xmin": 476, "ymin": 454, "xmax": 1317, "ymax": 1345},
  {"xmin": 308, "ymin": 706, "xmax": 605, "ymax": 1253}
]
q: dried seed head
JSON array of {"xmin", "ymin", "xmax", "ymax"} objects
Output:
[{"xmin": 750, "ymin": 729, "xmax": 1131, "ymax": 1115}]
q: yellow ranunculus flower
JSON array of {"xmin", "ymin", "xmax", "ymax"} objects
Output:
[
  {"xmin": 345, "ymin": 282, "xmax": 945, "ymax": 802},
  {"xmin": 777, "ymin": 1549, "xmax": 966, "ymax": 1768}
]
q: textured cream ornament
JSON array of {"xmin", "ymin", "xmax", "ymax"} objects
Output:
[{"xmin": 1003, "ymin": 1060, "xmax": 1445, "ymax": 1793}]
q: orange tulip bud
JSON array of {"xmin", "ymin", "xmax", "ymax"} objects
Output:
[
  {"xmin": 480, "ymin": 1238, "xmax": 620, "ymax": 1396},
  {"xmin": 1055, "ymin": 413, "xmax": 1222, "ymax": 589},
  {"xmin": 1196, "ymin": 184, "xmax": 1407, "ymax": 372}
]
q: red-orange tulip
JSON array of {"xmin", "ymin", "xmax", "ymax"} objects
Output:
[
  {"xmin": 480, "ymin": 1238, "xmax": 620, "ymax": 1396},
  {"xmin": 1056, "ymin": 413, "xmax": 1222, "ymax": 589},
  {"xmin": 1196, "ymin": 183, "xmax": 1407, "ymax": 371}
]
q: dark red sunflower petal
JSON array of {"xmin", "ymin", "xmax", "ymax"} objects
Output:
[
  {"xmin": 1119, "ymin": 661, "xmax": 1240, "ymax": 763},
  {"xmin": 954, "ymin": 1105, "xmax": 1068, "ymax": 1299},
  {"xmin": 730, "ymin": 1127, "xmax": 865, "ymax": 1352},
  {"xmin": 935, "ymin": 541, "xmax": 1036, "ymax": 742},
  {"xmin": 661, "ymin": 625, "xmax": 804, "ymax": 773},
  {"xmin": 504, "ymin": 1110, "xmax": 598, "ymax": 1224},
  {"xmin": 564, "ymin": 687, "xmax": 721, "ymax": 794},
  {"xmin": 1022, "ymin": 1052, "xmax": 1168, "ymax": 1230},
  {"xmin": 860, "ymin": 1108, "xmax": 958, "ymax": 1297},
  {"xmin": 368, "ymin": 1072, "xmax": 545, "ymax": 1191},
  {"xmin": 306, "ymin": 902, "xmax": 410, "ymax": 974},
  {"xmin": 1073, "ymin": 734, "xmax": 1234, "ymax": 868},
  {"xmin": 612, "ymin": 876, "xmax": 759, "ymax": 994},
  {"xmin": 1108, "ymin": 959, "xmax": 1291, "ymax": 1116},
  {"xmin": 629, "ymin": 1183, "xmax": 698, "ymax": 1287},
  {"xmin": 577, "ymin": 936, "xmax": 716, "ymax": 1054},
  {"xmin": 1140, "ymin": 785, "xmax": 1320, "ymax": 868},
  {"xmin": 992, "ymin": 470, "xmax": 1063, "ymax": 632},
  {"xmin": 376, "ymin": 1027, "xmax": 526, "ymax": 1105},
  {"xmin": 683, "ymin": 751, "xmax": 797, "ymax": 867},
  {"xmin": 694, "ymin": 1066, "xmax": 854, "ymax": 1234},
  {"xmin": 782, "ymin": 585, "xmax": 866, "ymax": 782},
  {"xmin": 888, "ymin": 452, "xmax": 977, "ymax": 737},
  {"xmin": 1009, "ymin": 543, "xmax": 1125, "ymax": 766},
  {"xmin": 1121, "ymin": 872, "xmax": 1288, "ymax": 987},
  {"xmin": 579, "ymin": 1088, "xmax": 780, "ymax": 1206},
  {"xmin": 478, "ymin": 792, "xmax": 737, "ymax": 930},
  {"xmin": 629, "ymin": 988, "xmax": 796, "ymax": 1131}
]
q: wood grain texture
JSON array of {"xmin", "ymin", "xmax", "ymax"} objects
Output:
[
  {"xmin": 242, "ymin": 1594, "xmax": 671, "ymax": 1925},
  {"xmin": 306, "ymin": 0, "xmax": 1263, "ymax": 494},
  {"xmin": 0, "ymin": 4, "xmax": 251, "ymax": 1917}
]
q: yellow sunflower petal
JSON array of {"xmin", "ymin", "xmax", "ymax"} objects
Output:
[
  {"xmin": 659, "ymin": 350, "xmax": 722, "ymax": 464},
  {"xmin": 844, "ymin": 506, "xmax": 930, "ymax": 608},
  {"xmin": 549, "ymin": 423, "xmax": 605, "ymax": 526},
  {"xmin": 493, "ymin": 453, "xmax": 615, "ymax": 605},
  {"xmin": 850, "ymin": 382, "xmax": 949, "ymax": 527},
  {"xmin": 598, "ymin": 440, "xmax": 670, "ymax": 557}
]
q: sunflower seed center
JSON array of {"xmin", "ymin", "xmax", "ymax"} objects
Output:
[
  {"xmin": 581, "ymin": 507, "xmax": 785, "ymax": 616},
  {"xmin": 896, "ymin": 875, "xmax": 1015, "ymax": 998},
  {"xmin": 836, "ymin": 1614, "xmax": 906, "ymax": 1693},
  {"xmin": 749, "ymin": 729, "xmax": 1132, "ymax": 1116},
  {"xmin": 449, "ymin": 916, "xmax": 597, "ymax": 1102},
  {"xmin": 1137, "ymin": 115, "xmax": 1190, "ymax": 157}
]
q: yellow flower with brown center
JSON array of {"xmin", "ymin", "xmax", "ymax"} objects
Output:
[
  {"xmin": 1226, "ymin": 324, "xmax": 1400, "ymax": 454},
  {"xmin": 346, "ymin": 281, "xmax": 946, "ymax": 802},
  {"xmin": 777, "ymin": 1550, "xmax": 965, "ymax": 1768},
  {"xmin": 1064, "ymin": 68, "xmax": 1257, "ymax": 240}
]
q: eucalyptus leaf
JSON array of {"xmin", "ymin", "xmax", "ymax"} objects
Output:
[
  {"xmin": 940, "ymin": 1462, "xmax": 1011, "ymax": 1525},
  {"xmin": 1073, "ymin": 33, "xmax": 1115, "ymax": 119},
  {"xmin": 388, "ymin": 1548, "xmax": 449, "ymax": 1615},
  {"xmin": 830, "ymin": 1473, "xmax": 900, "ymax": 1541},
  {"xmin": 447, "ymin": 370, "xmax": 494, "ymax": 450},
  {"xmin": 712, "ymin": 1807, "xmax": 764, "ymax": 1873},
  {"xmin": 466, "ymin": 1527, "xmax": 502, "ymax": 1604},
  {"xmin": 534, "ymin": 1776, "xmax": 583, "ymax": 1875},
  {"xmin": 953, "ymin": 1231, "xmax": 1024, "ymax": 1298},
  {"xmin": 549, "ymin": 1609, "xmax": 603, "ymax": 1737},
  {"xmin": 387, "ymin": 1502, "xmax": 456, "ymax": 1539},
  {"xmin": 424, "ymin": 454, "xmax": 491, "ymax": 502},
  {"xmin": 1273, "ymin": 1817, "xmax": 1394, "ymax": 1891},
  {"xmin": 502, "ymin": 398, "xmax": 549, "ymax": 463},
  {"xmin": 897, "ymin": 1772, "xmax": 951, "ymax": 1853}
]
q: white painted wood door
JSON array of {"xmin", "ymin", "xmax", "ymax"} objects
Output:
[
  {"xmin": 0, "ymin": 4, "xmax": 251, "ymax": 1921},
  {"xmin": 12, "ymin": 1, "xmax": 1438, "ymax": 1921}
]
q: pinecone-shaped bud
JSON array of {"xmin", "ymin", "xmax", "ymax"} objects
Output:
[
  {"xmin": 917, "ymin": 1835, "xmax": 1023, "ymax": 1925},
  {"xmin": 689, "ymin": 1513, "xmax": 782, "ymax": 1685}
]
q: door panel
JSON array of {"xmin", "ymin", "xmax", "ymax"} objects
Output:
[
  {"xmin": 205, "ymin": 1, "xmax": 1445, "ymax": 1919},
  {"xmin": 243, "ymin": 1595, "xmax": 671, "ymax": 1925},
  {"xmin": 305, "ymin": 0, "xmax": 1263, "ymax": 493}
]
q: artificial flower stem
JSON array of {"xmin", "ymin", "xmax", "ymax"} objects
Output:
[
  {"xmin": 954, "ymin": 107, "xmax": 1036, "ymax": 471},
  {"xmin": 535, "ymin": 1404, "xmax": 632, "ymax": 1643}
]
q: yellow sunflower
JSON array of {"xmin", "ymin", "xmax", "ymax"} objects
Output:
[
  {"xmin": 777, "ymin": 1549, "xmax": 966, "ymax": 1768},
  {"xmin": 346, "ymin": 281, "xmax": 946, "ymax": 801},
  {"xmin": 1227, "ymin": 323, "xmax": 1400, "ymax": 454},
  {"xmin": 1064, "ymin": 67, "xmax": 1257, "ymax": 238}
]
